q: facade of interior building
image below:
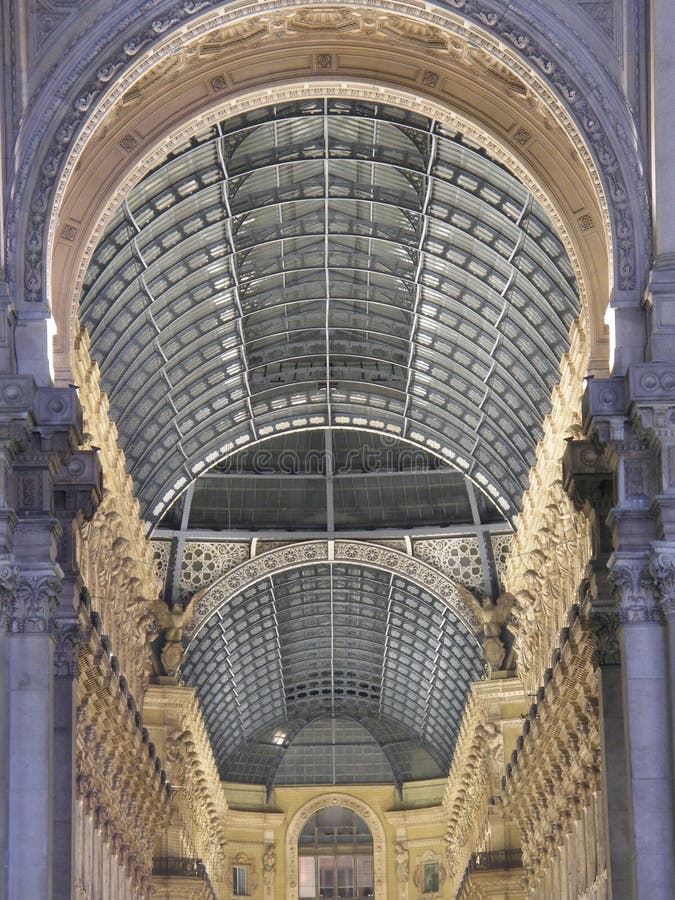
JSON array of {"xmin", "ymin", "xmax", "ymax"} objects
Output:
[{"xmin": 0, "ymin": 0, "xmax": 674, "ymax": 898}]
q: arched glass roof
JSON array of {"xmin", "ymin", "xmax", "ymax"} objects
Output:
[
  {"xmin": 181, "ymin": 562, "xmax": 485, "ymax": 790},
  {"xmin": 158, "ymin": 429, "xmax": 506, "ymax": 535},
  {"xmin": 81, "ymin": 97, "xmax": 580, "ymax": 526}
]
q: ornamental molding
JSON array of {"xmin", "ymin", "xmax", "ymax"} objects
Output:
[
  {"xmin": 285, "ymin": 793, "xmax": 387, "ymax": 900},
  {"xmin": 185, "ymin": 539, "xmax": 482, "ymax": 644},
  {"xmin": 17, "ymin": 0, "xmax": 648, "ymax": 315},
  {"xmin": 74, "ymin": 332, "xmax": 163, "ymax": 702}
]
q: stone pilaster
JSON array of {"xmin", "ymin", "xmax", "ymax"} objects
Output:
[
  {"xmin": 52, "ymin": 451, "xmax": 102, "ymax": 899},
  {"xmin": 563, "ymin": 435, "xmax": 634, "ymax": 898},
  {"xmin": 608, "ymin": 551, "xmax": 674, "ymax": 899},
  {"xmin": 0, "ymin": 376, "xmax": 82, "ymax": 900},
  {"xmin": 649, "ymin": 542, "xmax": 675, "ymax": 831}
]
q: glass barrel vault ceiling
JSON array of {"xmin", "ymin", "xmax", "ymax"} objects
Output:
[
  {"xmin": 80, "ymin": 98, "xmax": 580, "ymax": 527},
  {"xmin": 181, "ymin": 562, "xmax": 486, "ymax": 790}
]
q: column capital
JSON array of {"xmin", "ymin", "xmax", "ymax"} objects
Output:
[
  {"xmin": 585, "ymin": 609, "xmax": 621, "ymax": 665},
  {"xmin": 650, "ymin": 541, "xmax": 675, "ymax": 617},
  {"xmin": 608, "ymin": 551, "xmax": 663, "ymax": 623},
  {"xmin": 0, "ymin": 565, "xmax": 62, "ymax": 633}
]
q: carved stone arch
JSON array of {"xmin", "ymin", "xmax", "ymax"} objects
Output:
[
  {"xmin": 183, "ymin": 539, "xmax": 483, "ymax": 646},
  {"xmin": 8, "ymin": 0, "xmax": 648, "ymax": 376},
  {"xmin": 286, "ymin": 792, "xmax": 388, "ymax": 900},
  {"xmin": 50, "ymin": 71, "xmax": 602, "ymax": 377}
]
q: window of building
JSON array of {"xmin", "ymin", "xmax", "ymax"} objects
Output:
[
  {"xmin": 298, "ymin": 806, "xmax": 374, "ymax": 898},
  {"xmin": 233, "ymin": 864, "xmax": 249, "ymax": 896},
  {"xmin": 423, "ymin": 861, "xmax": 439, "ymax": 893}
]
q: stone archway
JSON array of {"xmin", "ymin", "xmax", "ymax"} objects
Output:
[
  {"xmin": 14, "ymin": 0, "xmax": 648, "ymax": 347},
  {"xmin": 286, "ymin": 793, "xmax": 388, "ymax": 900},
  {"xmin": 13, "ymin": 0, "xmax": 639, "ymax": 385},
  {"xmin": 183, "ymin": 539, "xmax": 483, "ymax": 645}
]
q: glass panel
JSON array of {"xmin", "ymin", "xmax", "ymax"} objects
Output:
[
  {"xmin": 299, "ymin": 857, "xmax": 316, "ymax": 898},
  {"xmin": 233, "ymin": 865, "xmax": 249, "ymax": 895},
  {"xmin": 337, "ymin": 856, "xmax": 354, "ymax": 897},
  {"xmin": 319, "ymin": 856, "xmax": 335, "ymax": 897},
  {"xmin": 356, "ymin": 856, "xmax": 374, "ymax": 897}
]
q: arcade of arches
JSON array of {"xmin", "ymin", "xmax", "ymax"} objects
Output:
[{"xmin": 0, "ymin": 1, "xmax": 674, "ymax": 898}]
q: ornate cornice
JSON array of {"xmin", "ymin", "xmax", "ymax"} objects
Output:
[
  {"xmin": 74, "ymin": 333, "xmax": 162, "ymax": 703},
  {"xmin": 76, "ymin": 620, "xmax": 171, "ymax": 896},
  {"xmin": 502, "ymin": 615, "xmax": 602, "ymax": 890}
]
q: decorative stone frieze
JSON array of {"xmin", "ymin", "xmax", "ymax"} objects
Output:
[
  {"xmin": 75, "ymin": 613, "xmax": 171, "ymax": 898},
  {"xmin": 74, "ymin": 329, "xmax": 163, "ymax": 705},
  {"xmin": 504, "ymin": 323, "xmax": 592, "ymax": 696},
  {"xmin": 144, "ymin": 683, "xmax": 229, "ymax": 896},
  {"xmin": 502, "ymin": 613, "xmax": 604, "ymax": 895},
  {"xmin": 178, "ymin": 540, "xmax": 249, "ymax": 594},
  {"xmin": 413, "ymin": 536, "xmax": 486, "ymax": 596}
]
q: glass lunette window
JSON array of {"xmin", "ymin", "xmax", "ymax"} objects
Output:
[{"xmin": 298, "ymin": 806, "xmax": 374, "ymax": 898}]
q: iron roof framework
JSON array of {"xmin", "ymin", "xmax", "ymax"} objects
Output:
[
  {"xmin": 81, "ymin": 97, "xmax": 580, "ymax": 526},
  {"xmin": 156, "ymin": 429, "xmax": 507, "ymax": 538},
  {"xmin": 181, "ymin": 562, "xmax": 485, "ymax": 791},
  {"xmin": 82, "ymin": 96, "xmax": 579, "ymax": 790}
]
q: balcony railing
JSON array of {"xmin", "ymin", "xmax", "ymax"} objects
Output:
[
  {"xmin": 468, "ymin": 848, "xmax": 523, "ymax": 872},
  {"xmin": 456, "ymin": 848, "xmax": 524, "ymax": 897},
  {"xmin": 152, "ymin": 856, "xmax": 217, "ymax": 898}
]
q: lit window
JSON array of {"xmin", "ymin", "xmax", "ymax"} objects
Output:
[
  {"xmin": 233, "ymin": 864, "xmax": 249, "ymax": 896},
  {"xmin": 272, "ymin": 730, "xmax": 287, "ymax": 746}
]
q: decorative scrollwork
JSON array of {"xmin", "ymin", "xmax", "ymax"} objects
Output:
[{"xmin": 186, "ymin": 540, "xmax": 480, "ymax": 641}]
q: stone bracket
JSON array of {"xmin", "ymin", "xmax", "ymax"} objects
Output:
[{"xmin": 53, "ymin": 450, "xmax": 103, "ymax": 521}]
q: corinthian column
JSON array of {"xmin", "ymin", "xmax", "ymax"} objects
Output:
[{"xmin": 609, "ymin": 551, "xmax": 674, "ymax": 899}]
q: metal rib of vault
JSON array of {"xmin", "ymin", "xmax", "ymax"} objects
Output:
[
  {"xmin": 81, "ymin": 98, "xmax": 580, "ymax": 525},
  {"xmin": 180, "ymin": 562, "xmax": 486, "ymax": 788}
]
